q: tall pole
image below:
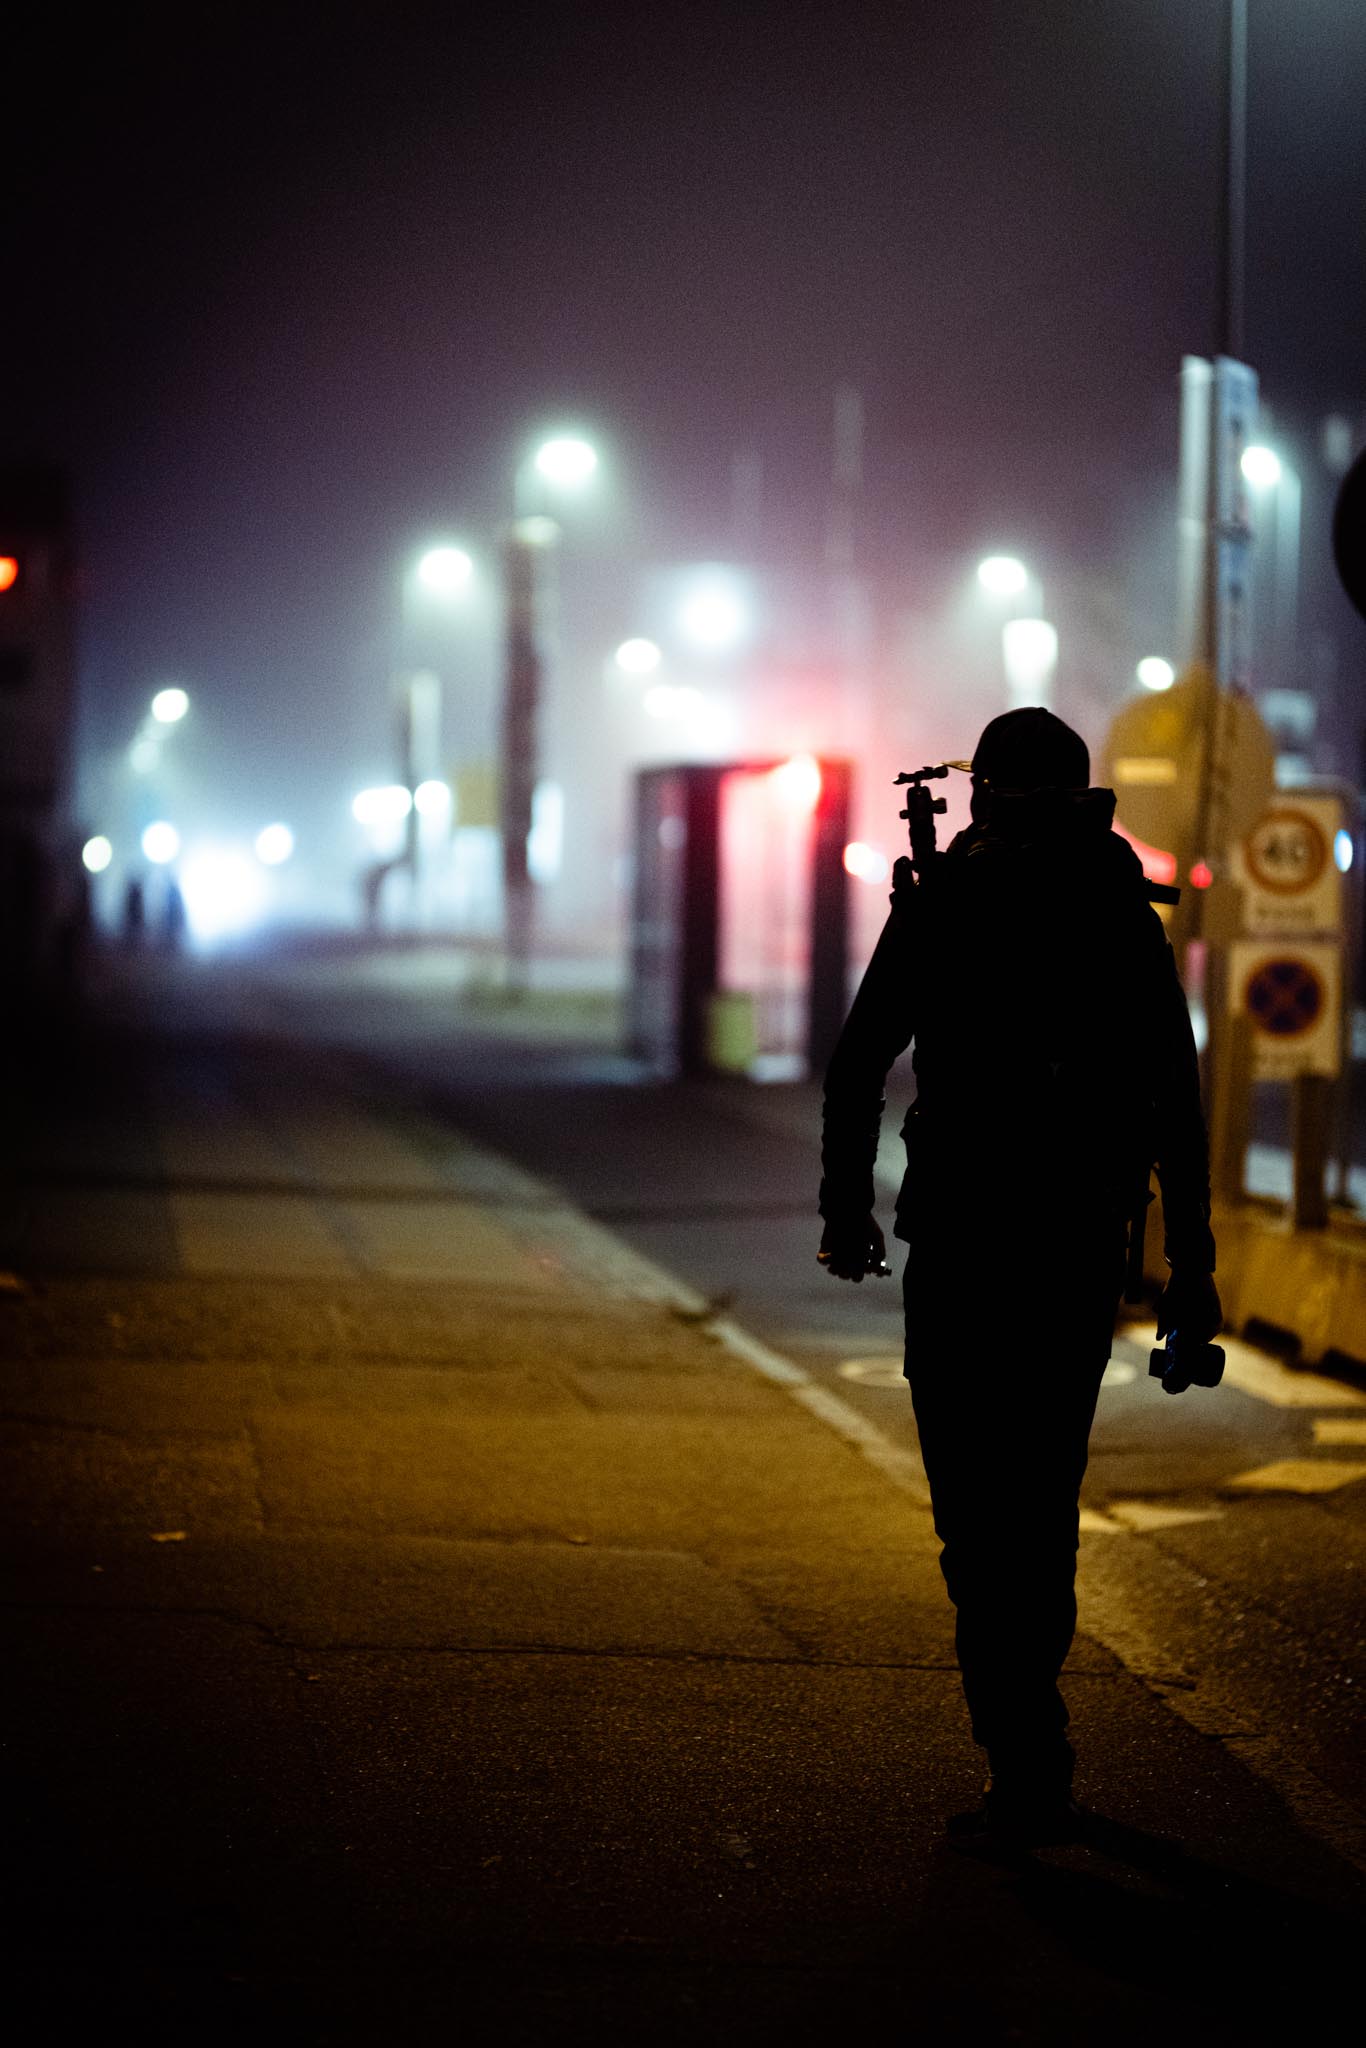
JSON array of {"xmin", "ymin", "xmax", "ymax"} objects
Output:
[
  {"xmin": 1218, "ymin": 0, "xmax": 1248, "ymax": 363},
  {"xmin": 1188, "ymin": 0, "xmax": 1252, "ymax": 1119}
]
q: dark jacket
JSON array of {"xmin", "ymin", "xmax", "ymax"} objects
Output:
[{"xmin": 819, "ymin": 788, "xmax": 1216, "ymax": 1272}]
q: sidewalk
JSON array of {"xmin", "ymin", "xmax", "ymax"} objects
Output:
[{"xmin": 3, "ymin": 984, "xmax": 1364, "ymax": 2042}]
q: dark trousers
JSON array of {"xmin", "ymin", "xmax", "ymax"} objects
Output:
[{"xmin": 902, "ymin": 1236, "xmax": 1123, "ymax": 1794}]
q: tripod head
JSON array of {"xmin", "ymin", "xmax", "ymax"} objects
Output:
[{"xmin": 893, "ymin": 761, "xmax": 971, "ymax": 882}]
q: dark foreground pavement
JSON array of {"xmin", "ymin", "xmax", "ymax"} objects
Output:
[{"xmin": 3, "ymin": 957, "xmax": 1365, "ymax": 2044}]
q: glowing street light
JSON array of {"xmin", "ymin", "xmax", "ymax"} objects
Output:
[
  {"xmin": 82, "ymin": 835, "xmax": 113, "ymax": 874},
  {"xmin": 976, "ymin": 555, "xmax": 1029, "ymax": 598},
  {"xmin": 413, "ymin": 778, "xmax": 452, "ymax": 817},
  {"xmin": 352, "ymin": 785, "xmax": 413, "ymax": 827},
  {"xmin": 843, "ymin": 841, "xmax": 889, "ymax": 884},
  {"xmin": 416, "ymin": 546, "xmax": 473, "ymax": 598},
  {"xmin": 141, "ymin": 821, "xmax": 180, "ymax": 865},
  {"xmin": 1002, "ymin": 617, "xmax": 1058, "ymax": 711},
  {"xmin": 1241, "ymin": 444, "xmax": 1282, "ymax": 490},
  {"xmin": 150, "ymin": 687, "xmax": 190, "ymax": 724},
  {"xmin": 533, "ymin": 436, "xmax": 599, "ymax": 490},
  {"xmin": 254, "ymin": 823, "xmax": 294, "ymax": 865},
  {"xmin": 1136, "ymin": 656, "xmax": 1176, "ymax": 692},
  {"xmin": 614, "ymin": 637, "xmax": 662, "ymax": 676}
]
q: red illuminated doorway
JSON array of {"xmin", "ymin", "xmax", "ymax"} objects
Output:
[{"xmin": 628, "ymin": 757, "xmax": 851, "ymax": 1077}]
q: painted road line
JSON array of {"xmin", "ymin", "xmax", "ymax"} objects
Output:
[
  {"xmin": 837, "ymin": 1356, "xmax": 907, "ymax": 1389},
  {"xmin": 1314, "ymin": 1417, "xmax": 1366, "ymax": 1446},
  {"xmin": 1105, "ymin": 1501, "xmax": 1224, "ymax": 1533},
  {"xmin": 1227, "ymin": 1458, "xmax": 1366, "ymax": 1494}
]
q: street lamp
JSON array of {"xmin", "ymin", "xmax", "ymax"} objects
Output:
[
  {"xmin": 415, "ymin": 545, "xmax": 473, "ymax": 598},
  {"xmin": 614, "ymin": 637, "xmax": 662, "ymax": 676},
  {"xmin": 533, "ymin": 437, "xmax": 598, "ymax": 491},
  {"xmin": 151, "ymin": 686, "xmax": 189, "ymax": 724},
  {"xmin": 141, "ymin": 821, "xmax": 180, "ymax": 865},
  {"xmin": 976, "ymin": 555, "xmax": 1029, "ymax": 598},
  {"xmin": 1241, "ymin": 444, "xmax": 1281, "ymax": 490}
]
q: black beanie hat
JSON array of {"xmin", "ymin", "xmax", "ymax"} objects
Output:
[{"xmin": 972, "ymin": 708, "xmax": 1090, "ymax": 791}]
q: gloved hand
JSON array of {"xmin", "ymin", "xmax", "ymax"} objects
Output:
[
  {"xmin": 1157, "ymin": 1268, "xmax": 1223, "ymax": 1344},
  {"xmin": 817, "ymin": 1214, "xmax": 891, "ymax": 1283}
]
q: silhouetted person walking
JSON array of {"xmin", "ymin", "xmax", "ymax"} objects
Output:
[{"xmin": 818, "ymin": 708, "xmax": 1221, "ymax": 1846}]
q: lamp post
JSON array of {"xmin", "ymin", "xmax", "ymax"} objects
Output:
[
  {"xmin": 500, "ymin": 432, "xmax": 599, "ymax": 991},
  {"xmin": 397, "ymin": 544, "xmax": 474, "ymax": 906}
]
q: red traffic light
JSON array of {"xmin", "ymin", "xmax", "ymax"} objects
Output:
[{"xmin": 0, "ymin": 556, "xmax": 18, "ymax": 593}]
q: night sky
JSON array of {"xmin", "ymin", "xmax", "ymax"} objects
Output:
[{"xmin": 6, "ymin": 0, "xmax": 1364, "ymax": 818}]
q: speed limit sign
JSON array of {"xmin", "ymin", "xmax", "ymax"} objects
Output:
[
  {"xmin": 1244, "ymin": 808, "xmax": 1328, "ymax": 893},
  {"xmin": 1233, "ymin": 795, "xmax": 1343, "ymax": 938}
]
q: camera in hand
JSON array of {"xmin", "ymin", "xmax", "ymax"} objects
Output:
[{"xmin": 1149, "ymin": 1329, "xmax": 1226, "ymax": 1396}]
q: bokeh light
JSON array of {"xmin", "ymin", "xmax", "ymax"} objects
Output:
[
  {"xmin": 151, "ymin": 687, "xmax": 190, "ymax": 724},
  {"xmin": 141, "ymin": 821, "xmax": 180, "ymax": 864},
  {"xmin": 614, "ymin": 637, "xmax": 662, "ymax": 675},
  {"xmin": 255, "ymin": 823, "xmax": 294, "ymax": 865}
]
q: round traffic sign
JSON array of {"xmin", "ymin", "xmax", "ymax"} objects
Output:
[
  {"xmin": 1243, "ymin": 807, "xmax": 1328, "ymax": 895},
  {"xmin": 1244, "ymin": 956, "xmax": 1325, "ymax": 1038}
]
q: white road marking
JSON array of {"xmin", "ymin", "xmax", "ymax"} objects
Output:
[
  {"xmin": 1314, "ymin": 1417, "xmax": 1366, "ymax": 1446},
  {"xmin": 1105, "ymin": 1500, "xmax": 1223, "ymax": 1533},
  {"xmin": 1227, "ymin": 1458, "xmax": 1366, "ymax": 1494},
  {"xmin": 837, "ymin": 1356, "xmax": 906, "ymax": 1388}
]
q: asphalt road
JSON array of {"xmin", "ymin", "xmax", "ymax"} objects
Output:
[
  {"xmin": 6, "ymin": 941, "xmax": 1366, "ymax": 2042},
  {"xmin": 229, "ymin": 940, "xmax": 1366, "ymax": 1862}
]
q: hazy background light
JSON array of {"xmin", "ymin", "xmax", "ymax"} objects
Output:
[
  {"xmin": 82, "ymin": 835, "xmax": 113, "ymax": 873},
  {"xmin": 416, "ymin": 546, "xmax": 473, "ymax": 597},
  {"xmin": 1002, "ymin": 617, "xmax": 1059, "ymax": 710},
  {"xmin": 614, "ymin": 637, "xmax": 662, "ymax": 675},
  {"xmin": 141, "ymin": 820, "xmax": 180, "ymax": 864},
  {"xmin": 843, "ymin": 840, "xmax": 889, "ymax": 883},
  {"xmin": 677, "ymin": 577, "xmax": 748, "ymax": 651},
  {"xmin": 351, "ymin": 785, "xmax": 413, "ymax": 826},
  {"xmin": 643, "ymin": 683, "xmax": 704, "ymax": 720},
  {"xmin": 768, "ymin": 753, "xmax": 822, "ymax": 811},
  {"xmin": 533, "ymin": 436, "xmax": 599, "ymax": 488},
  {"xmin": 1336, "ymin": 829, "xmax": 1355, "ymax": 874},
  {"xmin": 512, "ymin": 514, "xmax": 560, "ymax": 547},
  {"xmin": 1137, "ymin": 656, "xmax": 1176, "ymax": 691},
  {"xmin": 150, "ymin": 686, "xmax": 190, "ymax": 724},
  {"xmin": 976, "ymin": 555, "xmax": 1029, "ymax": 597},
  {"xmin": 1241, "ymin": 444, "xmax": 1283, "ymax": 489},
  {"xmin": 180, "ymin": 847, "xmax": 267, "ymax": 943},
  {"xmin": 413, "ymin": 778, "xmax": 452, "ymax": 817},
  {"xmin": 255, "ymin": 822, "xmax": 294, "ymax": 865},
  {"xmin": 527, "ymin": 780, "xmax": 564, "ymax": 883},
  {"xmin": 129, "ymin": 736, "xmax": 160, "ymax": 773}
]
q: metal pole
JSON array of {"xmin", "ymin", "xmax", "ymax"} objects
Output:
[{"xmin": 1219, "ymin": 0, "xmax": 1248, "ymax": 362}]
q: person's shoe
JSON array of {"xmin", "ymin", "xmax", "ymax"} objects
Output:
[{"xmin": 947, "ymin": 1783, "xmax": 1085, "ymax": 1854}]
